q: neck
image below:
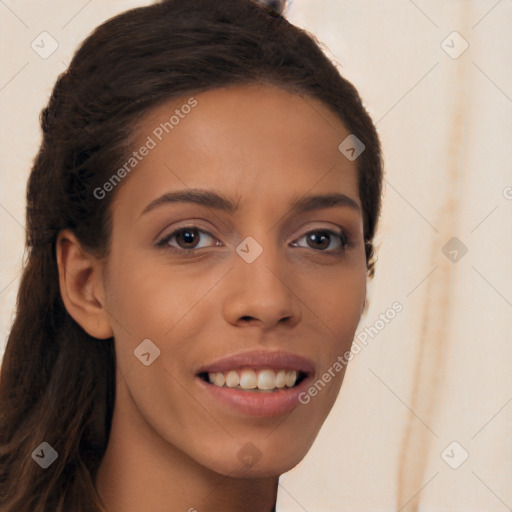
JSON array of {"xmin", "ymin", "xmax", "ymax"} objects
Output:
[{"xmin": 95, "ymin": 379, "xmax": 278, "ymax": 512}]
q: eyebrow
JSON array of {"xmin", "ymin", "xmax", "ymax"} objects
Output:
[{"xmin": 139, "ymin": 188, "xmax": 361, "ymax": 218}]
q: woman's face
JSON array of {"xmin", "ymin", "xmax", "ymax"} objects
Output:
[{"xmin": 102, "ymin": 84, "xmax": 367, "ymax": 477}]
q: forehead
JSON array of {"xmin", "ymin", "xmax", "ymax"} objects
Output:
[{"xmin": 111, "ymin": 84, "xmax": 360, "ymax": 219}]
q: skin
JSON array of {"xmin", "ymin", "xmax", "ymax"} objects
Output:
[{"xmin": 57, "ymin": 84, "xmax": 367, "ymax": 512}]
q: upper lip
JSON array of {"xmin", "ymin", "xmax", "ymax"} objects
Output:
[{"xmin": 195, "ymin": 350, "xmax": 316, "ymax": 376}]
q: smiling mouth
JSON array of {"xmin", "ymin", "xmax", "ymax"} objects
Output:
[{"xmin": 197, "ymin": 368, "xmax": 308, "ymax": 393}]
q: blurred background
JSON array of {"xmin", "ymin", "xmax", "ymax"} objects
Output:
[{"xmin": 1, "ymin": 1, "xmax": 511, "ymax": 510}]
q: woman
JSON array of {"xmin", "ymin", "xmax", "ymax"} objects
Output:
[{"xmin": 0, "ymin": 0, "xmax": 383, "ymax": 510}]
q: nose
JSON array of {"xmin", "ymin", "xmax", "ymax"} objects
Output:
[{"xmin": 222, "ymin": 241, "xmax": 301, "ymax": 331}]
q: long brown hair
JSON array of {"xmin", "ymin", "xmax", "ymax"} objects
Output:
[{"xmin": 0, "ymin": 1, "xmax": 383, "ymax": 510}]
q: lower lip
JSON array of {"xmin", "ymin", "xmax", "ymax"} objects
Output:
[{"xmin": 196, "ymin": 374, "xmax": 312, "ymax": 418}]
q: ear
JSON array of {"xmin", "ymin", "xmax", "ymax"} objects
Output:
[{"xmin": 56, "ymin": 230, "xmax": 113, "ymax": 340}]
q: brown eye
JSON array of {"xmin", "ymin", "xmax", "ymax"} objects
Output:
[
  {"xmin": 156, "ymin": 227, "xmax": 219, "ymax": 252},
  {"xmin": 306, "ymin": 231, "xmax": 330, "ymax": 250},
  {"xmin": 175, "ymin": 228, "xmax": 201, "ymax": 249},
  {"xmin": 292, "ymin": 229, "xmax": 348, "ymax": 252}
]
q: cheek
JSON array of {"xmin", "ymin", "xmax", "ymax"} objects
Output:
[
  {"xmin": 295, "ymin": 260, "xmax": 366, "ymax": 342},
  {"xmin": 102, "ymin": 257, "xmax": 179, "ymax": 371},
  {"xmin": 104, "ymin": 254, "xmax": 228, "ymax": 371},
  {"xmin": 106, "ymin": 257, "xmax": 197, "ymax": 333}
]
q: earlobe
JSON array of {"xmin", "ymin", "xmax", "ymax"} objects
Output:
[{"xmin": 56, "ymin": 230, "xmax": 113, "ymax": 340}]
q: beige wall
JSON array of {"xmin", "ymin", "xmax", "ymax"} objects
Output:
[{"xmin": 1, "ymin": 1, "xmax": 511, "ymax": 510}]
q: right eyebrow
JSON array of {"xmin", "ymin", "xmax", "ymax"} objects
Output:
[{"xmin": 139, "ymin": 189, "xmax": 239, "ymax": 219}]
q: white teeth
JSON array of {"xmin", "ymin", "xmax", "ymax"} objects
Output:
[
  {"xmin": 258, "ymin": 369, "xmax": 275, "ymax": 390},
  {"xmin": 225, "ymin": 370, "xmax": 239, "ymax": 388},
  {"xmin": 239, "ymin": 369, "xmax": 257, "ymax": 389},
  {"xmin": 275, "ymin": 370, "xmax": 286, "ymax": 388},
  {"xmin": 206, "ymin": 368, "xmax": 300, "ymax": 391},
  {"xmin": 212, "ymin": 372, "xmax": 225, "ymax": 387},
  {"xmin": 284, "ymin": 370, "xmax": 297, "ymax": 388}
]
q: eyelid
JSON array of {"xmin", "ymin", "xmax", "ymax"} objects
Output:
[
  {"xmin": 291, "ymin": 227, "xmax": 349, "ymax": 251},
  {"xmin": 156, "ymin": 223, "xmax": 350, "ymax": 254},
  {"xmin": 155, "ymin": 224, "xmax": 222, "ymax": 251}
]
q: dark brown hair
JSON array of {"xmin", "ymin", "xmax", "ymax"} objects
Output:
[{"xmin": 0, "ymin": 1, "xmax": 383, "ymax": 510}]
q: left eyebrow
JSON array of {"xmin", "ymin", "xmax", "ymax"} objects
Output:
[
  {"xmin": 287, "ymin": 192, "xmax": 361, "ymax": 215},
  {"xmin": 138, "ymin": 188, "xmax": 361, "ymax": 219}
]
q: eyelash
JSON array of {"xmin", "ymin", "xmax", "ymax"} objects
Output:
[{"xmin": 155, "ymin": 226, "xmax": 350, "ymax": 255}]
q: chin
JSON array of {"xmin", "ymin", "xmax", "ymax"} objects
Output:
[{"xmin": 201, "ymin": 442, "xmax": 311, "ymax": 479}]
